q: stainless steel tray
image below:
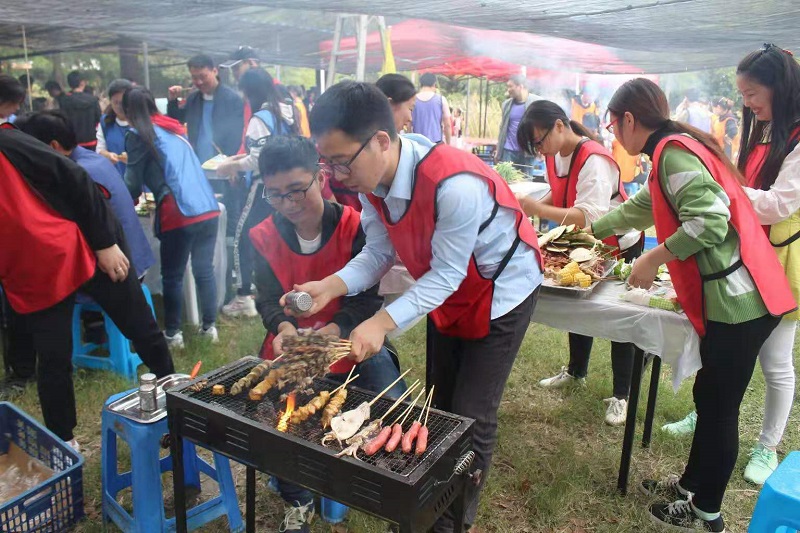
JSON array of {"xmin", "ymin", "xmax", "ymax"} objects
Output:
[{"xmin": 107, "ymin": 373, "xmax": 191, "ymax": 423}]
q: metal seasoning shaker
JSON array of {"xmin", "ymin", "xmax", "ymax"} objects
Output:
[
  {"xmin": 285, "ymin": 291, "xmax": 313, "ymax": 314},
  {"xmin": 139, "ymin": 373, "xmax": 159, "ymax": 412}
]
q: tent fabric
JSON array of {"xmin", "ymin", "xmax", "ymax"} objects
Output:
[{"xmin": 0, "ymin": 1, "xmax": 798, "ymax": 73}]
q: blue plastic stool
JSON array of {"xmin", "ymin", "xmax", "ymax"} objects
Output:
[
  {"xmin": 72, "ymin": 285, "xmax": 155, "ymax": 382},
  {"xmin": 101, "ymin": 391, "xmax": 243, "ymax": 533},
  {"xmin": 749, "ymin": 451, "xmax": 800, "ymax": 533}
]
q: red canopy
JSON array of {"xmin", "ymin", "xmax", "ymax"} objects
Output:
[{"xmin": 319, "ymin": 19, "xmax": 641, "ymax": 76}]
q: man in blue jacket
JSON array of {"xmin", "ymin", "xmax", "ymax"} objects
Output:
[{"xmin": 167, "ymin": 54, "xmax": 244, "ymax": 161}]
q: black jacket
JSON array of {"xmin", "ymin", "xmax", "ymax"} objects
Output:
[
  {"xmin": 166, "ymin": 84, "xmax": 244, "ymax": 156},
  {"xmin": 0, "ymin": 127, "xmax": 120, "ymax": 251},
  {"xmin": 58, "ymin": 92, "xmax": 102, "ymax": 145},
  {"xmin": 255, "ymin": 201, "xmax": 383, "ymax": 338}
]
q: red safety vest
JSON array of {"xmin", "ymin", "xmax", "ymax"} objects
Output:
[
  {"xmin": 649, "ymin": 134, "xmax": 796, "ymax": 336},
  {"xmin": 0, "ymin": 152, "xmax": 96, "ymax": 313},
  {"xmin": 546, "ymin": 139, "xmax": 633, "ymax": 255},
  {"xmin": 743, "ymin": 126, "xmax": 800, "ymax": 238},
  {"xmin": 366, "ymin": 143, "xmax": 542, "ymax": 339},
  {"xmin": 328, "ymin": 176, "xmax": 362, "ymax": 212},
  {"xmin": 249, "ymin": 206, "xmax": 360, "ymax": 373}
]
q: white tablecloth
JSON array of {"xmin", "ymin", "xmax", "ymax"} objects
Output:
[
  {"xmin": 532, "ymin": 281, "xmax": 701, "ymax": 391},
  {"xmin": 140, "ymin": 203, "xmax": 228, "ymax": 326}
]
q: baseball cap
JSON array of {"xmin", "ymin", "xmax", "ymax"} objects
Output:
[{"xmin": 219, "ymin": 46, "xmax": 259, "ymax": 69}]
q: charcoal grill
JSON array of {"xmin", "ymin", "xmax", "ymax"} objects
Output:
[{"xmin": 166, "ymin": 356, "xmax": 475, "ymax": 532}]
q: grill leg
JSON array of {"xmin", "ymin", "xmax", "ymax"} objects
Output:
[
  {"xmin": 246, "ymin": 466, "xmax": 256, "ymax": 532},
  {"xmin": 169, "ymin": 414, "xmax": 188, "ymax": 533},
  {"xmin": 452, "ymin": 478, "xmax": 468, "ymax": 533},
  {"xmin": 617, "ymin": 348, "xmax": 645, "ymax": 495},
  {"xmin": 643, "ymin": 356, "xmax": 661, "ymax": 448}
]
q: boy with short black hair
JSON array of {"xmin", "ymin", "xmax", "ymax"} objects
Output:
[
  {"xmin": 251, "ymin": 134, "xmax": 405, "ymax": 532},
  {"xmin": 294, "ymin": 81, "xmax": 543, "ymax": 532}
]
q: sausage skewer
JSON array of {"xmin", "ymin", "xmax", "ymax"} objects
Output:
[
  {"xmin": 361, "ymin": 381, "xmax": 420, "ymax": 456},
  {"xmin": 415, "ymin": 385, "xmax": 435, "ymax": 456},
  {"xmin": 231, "ymin": 355, "xmax": 284, "ymax": 396},
  {"xmin": 386, "ymin": 388, "xmax": 425, "ymax": 453},
  {"xmin": 403, "ymin": 386, "xmax": 434, "ymax": 453}
]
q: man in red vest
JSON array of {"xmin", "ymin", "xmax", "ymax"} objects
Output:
[
  {"xmin": 251, "ymin": 135, "xmax": 405, "ymax": 530},
  {"xmin": 0, "ymin": 124, "xmax": 174, "ymax": 451},
  {"xmin": 289, "ymin": 81, "xmax": 543, "ymax": 532}
]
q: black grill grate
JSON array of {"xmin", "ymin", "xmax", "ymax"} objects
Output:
[{"xmin": 178, "ymin": 359, "xmax": 462, "ymax": 477}]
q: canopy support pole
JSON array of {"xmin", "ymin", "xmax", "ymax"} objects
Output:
[
  {"xmin": 21, "ymin": 26, "xmax": 33, "ymax": 110},
  {"xmin": 142, "ymin": 41, "xmax": 150, "ymax": 89},
  {"xmin": 355, "ymin": 14, "xmax": 368, "ymax": 81},
  {"xmin": 478, "ymin": 78, "xmax": 484, "ymax": 139},
  {"xmin": 327, "ymin": 15, "xmax": 344, "ymax": 88},
  {"xmin": 464, "ymin": 77, "xmax": 470, "ymax": 139},
  {"xmin": 483, "ymin": 79, "xmax": 490, "ymax": 139}
]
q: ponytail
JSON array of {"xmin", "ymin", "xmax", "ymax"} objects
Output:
[{"xmin": 568, "ymin": 120, "xmax": 598, "ymax": 143}]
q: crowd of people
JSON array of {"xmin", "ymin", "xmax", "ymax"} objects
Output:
[{"xmin": 0, "ymin": 42, "xmax": 799, "ymax": 533}]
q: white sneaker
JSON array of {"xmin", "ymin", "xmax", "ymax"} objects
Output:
[
  {"xmin": 604, "ymin": 397, "xmax": 628, "ymax": 426},
  {"xmin": 221, "ymin": 295, "xmax": 258, "ymax": 318},
  {"xmin": 66, "ymin": 438, "xmax": 81, "ymax": 454},
  {"xmin": 538, "ymin": 366, "xmax": 585, "ymax": 389},
  {"xmin": 164, "ymin": 331, "xmax": 185, "ymax": 350},
  {"xmin": 199, "ymin": 325, "xmax": 219, "ymax": 344}
]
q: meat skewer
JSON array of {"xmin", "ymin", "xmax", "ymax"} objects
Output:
[
  {"xmin": 335, "ymin": 382, "xmax": 419, "ymax": 457},
  {"xmin": 328, "ymin": 368, "xmax": 411, "ymax": 442},
  {"xmin": 291, "ymin": 371, "xmax": 360, "ymax": 425},
  {"xmin": 415, "ymin": 385, "xmax": 435, "ymax": 456},
  {"xmin": 362, "ymin": 381, "xmax": 421, "ymax": 456},
  {"xmin": 403, "ymin": 386, "xmax": 434, "ymax": 454},
  {"xmin": 386, "ymin": 388, "xmax": 425, "ymax": 453},
  {"xmin": 322, "ymin": 367, "xmax": 358, "ymax": 429},
  {"xmin": 231, "ymin": 355, "xmax": 284, "ymax": 396}
]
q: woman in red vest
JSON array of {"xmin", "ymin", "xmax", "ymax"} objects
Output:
[
  {"xmin": 250, "ymin": 135, "xmax": 406, "ymax": 530},
  {"xmin": 590, "ymin": 78, "xmax": 795, "ymax": 532},
  {"xmin": 516, "ymin": 100, "xmax": 643, "ymax": 427}
]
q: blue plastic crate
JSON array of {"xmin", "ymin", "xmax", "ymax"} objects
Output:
[{"xmin": 0, "ymin": 402, "xmax": 84, "ymax": 532}]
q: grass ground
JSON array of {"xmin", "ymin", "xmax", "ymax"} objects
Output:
[{"xmin": 5, "ymin": 312, "xmax": 798, "ymax": 533}]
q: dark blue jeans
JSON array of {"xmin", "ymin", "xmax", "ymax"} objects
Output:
[
  {"xmin": 276, "ymin": 346, "xmax": 407, "ymax": 506},
  {"xmin": 159, "ymin": 218, "xmax": 218, "ymax": 334}
]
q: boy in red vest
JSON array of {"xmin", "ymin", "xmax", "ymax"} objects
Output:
[
  {"xmin": 251, "ymin": 135, "xmax": 405, "ymax": 531},
  {"xmin": 289, "ymin": 81, "xmax": 543, "ymax": 532}
]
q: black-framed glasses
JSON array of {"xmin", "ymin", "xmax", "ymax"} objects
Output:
[
  {"xmin": 318, "ymin": 131, "xmax": 378, "ymax": 176},
  {"xmin": 531, "ymin": 128, "xmax": 552, "ymax": 150},
  {"xmin": 262, "ymin": 175, "xmax": 318, "ymax": 205}
]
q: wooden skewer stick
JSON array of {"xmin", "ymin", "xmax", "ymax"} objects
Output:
[
  {"xmin": 378, "ymin": 381, "xmax": 419, "ymax": 422},
  {"xmin": 423, "ymin": 385, "xmax": 435, "ymax": 426},
  {"xmin": 392, "ymin": 387, "xmax": 425, "ymax": 426},
  {"xmin": 369, "ymin": 368, "xmax": 412, "ymax": 407},
  {"xmin": 418, "ymin": 386, "xmax": 435, "ymax": 423}
]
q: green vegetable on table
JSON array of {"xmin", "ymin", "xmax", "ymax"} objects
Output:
[{"xmin": 494, "ymin": 161, "xmax": 526, "ymax": 183}]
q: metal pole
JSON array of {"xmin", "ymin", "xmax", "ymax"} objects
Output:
[
  {"xmin": 483, "ymin": 79, "xmax": 490, "ymax": 139},
  {"xmin": 21, "ymin": 26, "xmax": 33, "ymax": 110},
  {"xmin": 327, "ymin": 15, "xmax": 343, "ymax": 88},
  {"xmin": 464, "ymin": 77, "xmax": 470, "ymax": 139},
  {"xmin": 142, "ymin": 41, "xmax": 150, "ymax": 89},
  {"xmin": 275, "ymin": 33, "xmax": 282, "ymax": 81},
  {"xmin": 478, "ymin": 78, "xmax": 483, "ymax": 140},
  {"xmin": 355, "ymin": 14, "xmax": 368, "ymax": 81}
]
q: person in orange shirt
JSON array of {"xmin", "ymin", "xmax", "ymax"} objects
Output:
[
  {"xmin": 612, "ymin": 137, "xmax": 642, "ymax": 196},
  {"xmin": 289, "ymin": 85, "xmax": 311, "ymax": 137}
]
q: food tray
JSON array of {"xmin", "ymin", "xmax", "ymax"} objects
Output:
[
  {"xmin": 541, "ymin": 260, "xmax": 616, "ymax": 298},
  {"xmin": 0, "ymin": 402, "xmax": 83, "ymax": 532}
]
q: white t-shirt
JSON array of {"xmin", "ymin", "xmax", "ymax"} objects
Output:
[
  {"xmin": 296, "ymin": 232, "xmax": 322, "ymax": 254},
  {"xmin": 551, "ymin": 141, "xmax": 640, "ymax": 250},
  {"xmin": 744, "ymin": 141, "xmax": 800, "ymax": 225}
]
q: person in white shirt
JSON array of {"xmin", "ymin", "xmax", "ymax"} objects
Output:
[
  {"xmin": 96, "ymin": 79, "xmax": 133, "ymax": 176},
  {"xmin": 515, "ymin": 99, "xmax": 643, "ymax": 426}
]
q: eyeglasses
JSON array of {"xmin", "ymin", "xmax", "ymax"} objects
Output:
[
  {"xmin": 606, "ymin": 117, "xmax": 619, "ymax": 134},
  {"xmin": 531, "ymin": 128, "xmax": 552, "ymax": 151},
  {"xmin": 262, "ymin": 175, "xmax": 318, "ymax": 205},
  {"xmin": 318, "ymin": 131, "xmax": 378, "ymax": 176}
]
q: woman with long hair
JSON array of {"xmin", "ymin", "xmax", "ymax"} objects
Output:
[
  {"xmin": 216, "ymin": 69, "xmax": 300, "ymax": 318},
  {"xmin": 662, "ymin": 44, "xmax": 800, "ymax": 488},
  {"xmin": 376, "ymin": 73, "xmax": 417, "ymax": 134},
  {"xmin": 123, "ymin": 87, "xmax": 221, "ymax": 348},
  {"xmin": 515, "ymin": 100, "xmax": 642, "ymax": 426},
  {"xmin": 589, "ymin": 78, "xmax": 794, "ymax": 532},
  {"xmin": 97, "ymin": 78, "xmax": 133, "ymax": 175}
]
